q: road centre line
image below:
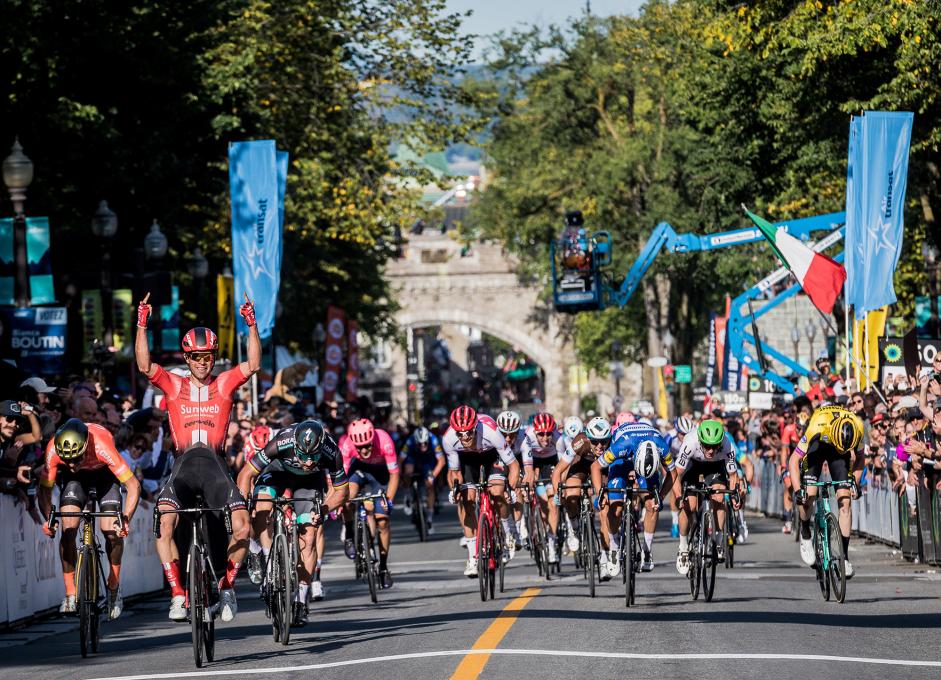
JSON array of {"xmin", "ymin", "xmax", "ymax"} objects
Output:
[
  {"xmin": 87, "ymin": 648, "xmax": 941, "ymax": 680},
  {"xmin": 449, "ymin": 587, "xmax": 542, "ymax": 680}
]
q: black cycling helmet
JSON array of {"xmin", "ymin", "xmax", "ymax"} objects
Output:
[
  {"xmin": 294, "ymin": 420, "xmax": 326, "ymax": 462},
  {"xmin": 55, "ymin": 418, "xmax": 89, "ymax": 460}
]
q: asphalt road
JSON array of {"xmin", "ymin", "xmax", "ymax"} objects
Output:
[{"xmin": 5, "ymin": 506, "xmax": 941, "ymax": 680}]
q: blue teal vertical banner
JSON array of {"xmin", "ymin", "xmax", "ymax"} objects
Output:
[
  {"xmin": 26, "ymin": 216, "xmax": 54, "ymax": 304},
  {"xmin": 160, "ymin": 285, "xmax": 179, "ymax": 351},
  {"xmin": 846, "ymin": 111, "xmax": 913, "ymax": 313},
  {"xmin": 228, "ymin": 140, "xmax": 284, "ymax": 340},
  {"xmin": 0, "ymin": 218, "xmax": 14, "ymax": 305},
  {"xmin": 844, "ymin": 115, "xmax": 863, "ymax": 310}
]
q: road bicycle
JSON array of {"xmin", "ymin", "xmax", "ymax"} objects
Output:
[
  {"xmin": 684, "ymin": 483, "xmax": 739, "ymax": 603},
  {"xmin": 458, "ymin": 470, "xmax": 506, "ymax": 602},
  {"xmin": 601, "ymin": 485, "xmax": 647, "ymax": 607},
  {"xmin": 154, "ymin": 495, "xmax": 232, "ymax": 668},
  {"xmin": 408, "ymin": 472, "xmax": 431, "ymax": 542},
  {"xmin": 561, "ymin": 481, "xmax": 601, "ymax": 597},
  {"xmin": 522, "ymin": 481, "xmax": 551, "ymax": 580},
  {"xmin": 254, "ymin": 495, "xmax": 307, "ymax": 644},
  {"xmin": 724, "ymin": 494, "xmax": 740, "ymax": 568},
  {"xmin": 350, "ymin": 492, "xmax": 385, "ymax": 604},
  {"xmin": 48, "ymin": 489, "xmax": 124, "ymax": 658},
  {"xmin": 807, "ymin": 479, "xmax": 854, "ymax": 603}
]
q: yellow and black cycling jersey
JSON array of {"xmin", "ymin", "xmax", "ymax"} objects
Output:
[{"xmin": 794, "ymin": 405, "xmax": 863, "ymax": 458}]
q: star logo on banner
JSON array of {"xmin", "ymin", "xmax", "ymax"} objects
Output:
[
  {"xmin": 243, "ymin": 241, "xmax": 274, "ymax": 281},
  {"xmin": 868, "ymin": 220, "xmax": 896, "ymax": 254}
]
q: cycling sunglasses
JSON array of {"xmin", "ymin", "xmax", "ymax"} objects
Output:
[
  {"xmin": 185, "ymin": 352, "xmax": 215, "ymax": 364},
  {"xmin": 456, "ymin": 429, "xmax": 475, "ymax": 439}
]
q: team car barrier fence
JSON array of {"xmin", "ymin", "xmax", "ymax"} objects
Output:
[{"xmin": 0, "ymin": 491, "xmax": 164, "ymax": 626}]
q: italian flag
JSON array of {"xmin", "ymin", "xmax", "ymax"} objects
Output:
[{"xmin": 744, "ymin": 206, "xmax": 846, "ymax": 314}]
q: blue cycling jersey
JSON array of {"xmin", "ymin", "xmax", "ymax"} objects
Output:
[
  {"xmin": 602, "ymin": 423, "xmax": 672, "ymax": 469},
  {"xmin": 401, "ymin": 433, "xmax": 444, "ymax": 463}
]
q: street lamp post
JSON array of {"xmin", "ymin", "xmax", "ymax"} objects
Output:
[
  {"xmin": 2, "ymin": 139, "xmax": 35, "ymax": 307},
  {"xmin": 790, "ymin": 324, "xmax": 801, "ymax": 362},
  {"xmin": 187, "ymin": 246, "xmax": 208, "ymax": 320},
  {"xmin": 805, "ymin": 319, "xmax": 817, "ymax": 364},
  {"xmin": 91, "ymin": 200, "xmax": 118, "ymax": 346}
]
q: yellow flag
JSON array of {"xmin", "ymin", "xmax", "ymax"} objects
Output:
[
  {"xmin": 657, "ymin": 367, "xmax": 669, "ymax": 419},
  {"xmin": 865, "ymin": 306, "xmax": 888, "ymax": 383},
  {"xmin": 217, "ymin": 273, "xmax": 235, "ymax": 361}
]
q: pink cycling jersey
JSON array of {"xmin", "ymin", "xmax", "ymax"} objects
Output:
[{"xmin": 339, "ymin": 428, "xmax": 399, "ymax": 473}]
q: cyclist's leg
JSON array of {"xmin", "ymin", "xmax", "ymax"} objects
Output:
[
  {"xmin": 97, "ymin": 473, "xmax": 125, "ymax": 591},
  {"xmin": 251, "ymin": 467, "xmax": 282, "ymax": 558},
  {"xmin": 637, "ymin": 471, "xmax": 660, "ymax": 558},
  {"xmin": 706, "ymin": 465, "xmax": 728, "ymax": 554},
  {"xmin": 829, "ymin": 453, "xmax": 853, "ymax": 554},
  {"xmin": 344, "ymin": 471, "xmax": 363, "ymax": 553},
  {"xmin": 293, "ymin": 481, "xmax": 324, "ymax": 605},
  {"xmin": 57, "ymin": 472, "xmax": 88, "ymax": 598},
  {"xmin": 195, "ymin": 448, "xmax": 249, "ymax": 596},
  {"xmin": 155, "ymin": 456, "xmax": 189, "ymax": 604}
]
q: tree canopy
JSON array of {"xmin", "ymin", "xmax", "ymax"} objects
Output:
[{"xmin": 472, "ymin": 0, "xmax": 941, "ymax": 374}]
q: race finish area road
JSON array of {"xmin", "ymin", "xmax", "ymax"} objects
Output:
[{"xmin": 6, "ymin": 509, "xmax": 941, "ymax": 680}]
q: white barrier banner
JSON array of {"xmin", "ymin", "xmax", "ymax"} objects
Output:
[{"xmin": 1, "ymin": 492, "xmax": 164, "ymax": 625}]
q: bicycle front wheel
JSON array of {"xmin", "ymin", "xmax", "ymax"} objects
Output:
[
  {"xmin": 275, "ymin": 533, "xmax": 292, "ymax": 645},
  {"xmin": 585, "ymin": 517, "xmax": 596, "ymax": 598},
  {"xmin": 76, "ymin": 545, "xmax": 92, "ymax": 658},
  {"xmin": 362, "ymin": 521, "xmax": 379, "ymax": 604},
  {"xmin": 625, "ymin": 516, "xmax": 636, "ymax": 607},
  {"xmin": 689, "ymin": 520, "xmax": 702, "ymax": 601},
  {"xmin": 826, "ymin": 512, "xmax": 847, "ymax": 603},
  {"xmin": 477, "ymin": 514, "xmax": 492, "ymax": 602},
  {"xmin": 414, "ymin": 484, "xmax": 428, "ymax": 542},
  {"xmin": 702, "ymin": 512, "xmax": 718, "ymax": 602},
  {"xmin": 188, "ymin": 542, "xmax": 205, "ymax": 668}
]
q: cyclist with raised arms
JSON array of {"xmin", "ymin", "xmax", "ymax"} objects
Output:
[
  {"xmin": 789, "ymin": 405, "xmax": 863, "ymax": 577},
  {"xmin": 339, "ymin": 418, "xmax": 399, "ymax": 589},
  {"xmin": 597, "ymin": 420, "xmax": 674, "ymax": 574},
  {"xmin": 136, "ymin": 292, "xmax": 260, "ymax": 622},
  {"xmin": 400, "ymin": 425, "xmax": 446, "ymax": 535},
  {"xmin": 237, "ymin": 420, "xmax": 348, "ymax": 624},
  {"xmin": 38, "ymin": 419, "xmax": 142, "ymax": 619},
  {"xmin": 443, "ymin": 405, "xmax": 520, "ymax": 577},
  {"xmin": 673, "ymin": 419, "xmax": 740, "ymax": 576}
]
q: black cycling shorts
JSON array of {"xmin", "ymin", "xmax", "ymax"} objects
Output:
[
  {"xmin": 348, "ymin": 459, "xmax": 392, "ymax": 487},
  {"xmin": 158, "ymin": 447, "xmax": 246, "ymax": 512},
  {"xmin": 531, "ymin": 454, "xmax": 558, "ymax": 481},
  {"xmin": 681, "ymin": 459, "xmax": 728, "ymax": 488},
  {"xmin": 801, "ymin": 444, "xmax": 850, "ymax": 484},
  {"xmin": 58, "ymin": 467, "xmax": 122, "ymax": 511},
  {"xmin": 459, "ymin": 450, "xmax": 504, "ymax": 484}
]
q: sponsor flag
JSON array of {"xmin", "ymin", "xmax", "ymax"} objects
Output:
[
  {"xmin": 323, "ymin": 306, "xmax": 346, "ymax": 402},
  {"xmin": 112, "ymin": 289, "xmax": 134, "ymax": 351},
  {"xmin": 745, "ymin": 207, "xmax": 846, "ymax": 314},
  {"xmin": 346, "ymin": 320, "xmax": 359, "ymax": 401},
  {"xmin": 217, "ymin": 273, "xmax": 235, "ymax": 361},
  {"xmin": 705, "ymin": 312, "xmax": 717, "ymax": 397},
  {"xmin": 26, "ymin": 217, "xmax": 54, "ymax": 304},
  {"xmin": 1, "ymin": 307, "xmax": 68, "ymax": 374},
  {"xmin": 845, "ymin": 111, "xmax": 913, "ymax": 313},
  {"xmin": 229, "ymin": 140, "xmax": 285, "ymax": 339}
]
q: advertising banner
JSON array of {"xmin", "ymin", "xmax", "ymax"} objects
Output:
[
  {"xmin": 217, "ymin": 273, "xmax": 235, "ymax": 361},
  {"xmin": 346, "ymin": 320, "xmax": 359, "ymax": 401},
  {"xmin": 229, "ymin": 140, "xmax": 286, "ymax": 340},
  {"xmin": 0, "ymin": 307, "xmax": 67, "ymax": 374},
  {"xmin": 0, "ymin": 218, "xmax": 12, "ymax": 305},
  {"xmin": 323, "ymin": 305, "xmax": 345, "ymax": 402},
  {"xmin": 112, "ymin": 288, "xmax": 134, "ymax": 351},
  {"xmin": 26, "ymin": 216, "xmax": 54, "ymax": 305},
  {"xmin": 845, "ymin": 111, "xmax": 914, "ymax": 313},
  {"xmin": 159, "ymin": 285, "xmax": 180, "ymax": 352}
]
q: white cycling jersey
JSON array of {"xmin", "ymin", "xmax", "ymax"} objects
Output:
[
  {"xmin": 676, "ymin": 428, "xmax": 737, "ymax": 475},
  {"xmin": 442, "ymin": 418, "xmax": 515, "ymax": 470},
  {"xmin": 519, "ymin": 426, "xmax": 565, "ymax": 465}
]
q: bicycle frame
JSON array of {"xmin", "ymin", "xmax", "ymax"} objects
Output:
[{"xmin": 48, "ymin": 491, "xmax": 123, "ymax": 659}]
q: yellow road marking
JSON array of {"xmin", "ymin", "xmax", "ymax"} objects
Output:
[{"xmin": 449, "ymin": 588, "xmax": 541, "ymax": 680}]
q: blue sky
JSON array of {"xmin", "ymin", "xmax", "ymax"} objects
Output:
[{"xmin": 446, "ymin": 0, "xmax": 645, "ymax": 58}]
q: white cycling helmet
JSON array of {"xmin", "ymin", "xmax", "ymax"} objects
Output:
[
  {"xmin": 563, "ymin": 416, "xmax": 584, "ymax": 439},
  {"xmin": 414, "ymin": 426, "xmax": 431, "ymax": 445},
  {"xmin": 634, "ymin": 440, "xmax": 661, "ymax": 478},
  {"xmin": 496, "ymin": 410, "xmax": 522, "ymax": 435},
  {"xmin": 585, "ymin": 416, "xmax": 611, "ymax": 441},
  {"xmin": 674, "ymin": 416, "xmax": 693, "ymax": 435}
]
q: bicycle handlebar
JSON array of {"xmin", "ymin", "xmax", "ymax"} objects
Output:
[
  {"xmin": 152, "ymin": 504, "xmax": 233, "ymax": 539},
  {"xmin": 350, "ymin": 492, "xmax": 388, "ymax": 504},
  {"xmin": 47, "ymin": 505, "xmax": 124, "ymax": 533},
  {"xmin": 683, "ymin": 485, "xmax": 740, "ymax": 500}
]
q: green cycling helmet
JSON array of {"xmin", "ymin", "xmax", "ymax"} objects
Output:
[{"xmin": 697, "ymin": 419, "xmax": 725, "ymax": 447}]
